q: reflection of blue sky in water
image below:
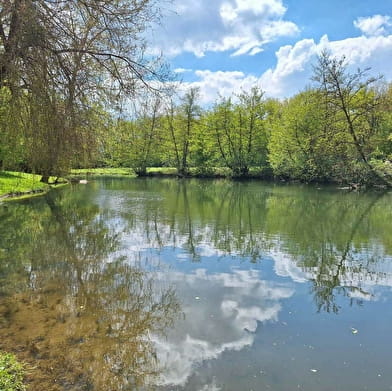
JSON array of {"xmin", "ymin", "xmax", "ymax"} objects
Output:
[
  {"xmin": 118, "ymin": 236, "xmax": 392, "ymax": 389},
  {"xmin": 104, "ymin": 182, "xmax": 392, "ymax": 390},
  {"xmin": 151, "ymin": 265, "xmax": 294, "ymax": 387}
]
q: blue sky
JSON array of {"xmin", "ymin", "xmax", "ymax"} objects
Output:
[{"xmin": 148, "ymin": 0, "xmax": 392, "ymax": 104}]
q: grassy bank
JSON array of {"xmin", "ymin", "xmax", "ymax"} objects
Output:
[
  {"xmin": 70, "ymin": 167, "xmax": 136, "ymax": 178},
  {"xmin": 0, "ymin": 171, "xmax": 49, "ymax": 200},
  {"xmin": 0, "ymin": 171, "xmax": 68, "ymax": 201}
]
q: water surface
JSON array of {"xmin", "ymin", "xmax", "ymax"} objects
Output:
[{"xmin": 0, "ymin": 178, "xmax": 391, "ymax": 391}]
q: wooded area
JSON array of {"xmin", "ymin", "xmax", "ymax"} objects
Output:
[{"xmin": 1, "ymin": 1, "xmax": 392, "ymax": 186}]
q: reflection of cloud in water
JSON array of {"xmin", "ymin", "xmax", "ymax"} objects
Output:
[
  {"xmin": 272, "ymin": 246, "xmax": 392, "ymax": 300},
  {"xmin": 199, "ymin": 382, "xmax": 222, "ymax": 391},
  {"xmin": 271, "ymin": 250, "xmax": 312, "ymax": 283},
  {"xmin": 152, "ymin": 268, "xmax": 294, "ymax": 387}
]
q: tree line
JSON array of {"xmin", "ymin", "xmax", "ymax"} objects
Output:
[
  {"xmin": 0, "ymin": 1, "xmax": 391, "ymax": 187},
  {"xmin": 100, "ymin": 52, "xmax": 392, "ymax": 186}
]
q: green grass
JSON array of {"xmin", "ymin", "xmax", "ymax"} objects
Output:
[
  {"xmin": 0, "ymin": 171, "xmax": 49, "ymax": 198},
  {"xmin": 0, "ymin": 352, "xmax": 26, "ymax": 391},
  {"xmin": 146, "ymin": 167, "xmax": 178, "ymax": 175},
  {"xmin": 70, "ymin": 167, "xmax": 136, "ymax": 177}
]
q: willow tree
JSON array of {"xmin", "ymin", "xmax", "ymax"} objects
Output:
[{"xmin": 0, "ymin": 0, "xmax": 168, "ymax": 181}]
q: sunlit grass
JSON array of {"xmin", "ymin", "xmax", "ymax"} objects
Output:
[
  {"xmin": 0, "ymin": 171, "xmax": 49, "ymax": 197},
  {"xmin": 147, "ymin": 167, "xmax": 178, "ymax": 175},
  {"xmin": 70, "ymin": 167, "xmax": 136, "ymax": 177}
]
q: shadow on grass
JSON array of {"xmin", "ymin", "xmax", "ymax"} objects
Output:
[{"xmin": 0, "ymin": 171, "xmax": 21, "ymax": 179}]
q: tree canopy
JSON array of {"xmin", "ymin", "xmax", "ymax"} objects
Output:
[{"xmin": 0, "ymin": 0, "xmax": 168, "ymax": 180}]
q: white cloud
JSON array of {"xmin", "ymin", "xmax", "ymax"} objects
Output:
[
  {"xmin": 354, "ymin": 15, "xmax": 392, "ymax": 36},
  {"xmin": 221, "ymin": 0, "xmax": 286, "ymax": 20},
  {"xmin": 182, "ymin": 70, "xmax": 260, "ymax": 104},
  {"xmin": 260, "ymin": 20, "xmax": 299, "ymax": 42},
  {"xmin": 150, "ymin": 0, "xmax": 299, "ymax": 57},
  {"xmin": 174, "ymin": 68, "xmax": 193, "ymax": 74},
  {"xmin": 180, "ymin": 23, "xmax": 392, "ymax": 102},
  {"xmin": 260, "ymin": 32, "xmax": 392, "ymax": 97}
]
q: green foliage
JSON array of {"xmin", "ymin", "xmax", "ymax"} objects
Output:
[
  {"xmin": 0, "ymin": 0, "xmax": 167, "ymax": 180},
  {"xmin": 86, "ymin": 73, "xmax": 392, "ymax": 185},
  {"xmin": 0, "ymin": 88, "xmax": 26, "ymax": 171},
  {"xmin": 210, "ymin": 87, "xmax": 268, "ymax": 176},
  {"xmin": 163, "ymin": 88, "xmax": 202, "ymax": 175},
  {"xmin": 311, "ymin": 51, "xmax": 392, "ymax": 185},
  {"xmin": 0, "ymin": 352, "xmax": 26, "ymax": 391},
  {"xmin": 269, "ymin": 89, "xmax": 354, "ymax": 182},
  {"xmin": 268, "ymin": 52, "xmax": 392, "ymax": 185}
]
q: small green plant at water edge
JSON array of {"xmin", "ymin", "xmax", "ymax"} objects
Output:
[{"xmin": 0, "ymin": 352, "xmax": 26, "ymax": 391}]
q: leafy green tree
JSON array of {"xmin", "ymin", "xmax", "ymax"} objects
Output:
[
  {"xmin": 105, "ymin": 94, "xmax": 164, "ymax": 174},
  {"xmin": 369, "ymin": 83, "xmax": 392, "ymax": 178},
  {"xmin": 211, "ymin": 87, "xmax": 268, "ymax": 176},
  {"xmin": 129, "ymin": 95, "xmax": 164, "ymax": 175},
  {"xmin": 268, "ymin": 89, "xmax": 343, "ymax": 181},
  {"xmin": 164, "ymin": 88, "xmax": 201, "ymax": 176},
  {"xmin": 312, "ymin": 51, "xmax": 392, "ymax": 185},
  {"xmin": 190, "ymin": 110, "xmax": 218, "ymax": 175}
]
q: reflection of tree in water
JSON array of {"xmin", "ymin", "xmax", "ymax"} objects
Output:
[
  {"xmin": 115, "ymin": 179, "xmax": 392, "ymax": 313},
  {"xmin": 0, "ymin": 188, "xmax": 181, "ymax": 391},
  {"xmin": 308, "ymin": 195, "xmax": 385, "ymax": 313},
  {"xmin": 120, "ymin": 179, "xmax": 272, "ymax": 262},
  {"xmin": 267, "ymin": 190, "xmax": 389, "ymax": 313}
]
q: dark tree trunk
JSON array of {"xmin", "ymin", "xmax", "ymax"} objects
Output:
[{"xmin": 40, "ymin": 174, "xmax": 49, "ymax": 183}]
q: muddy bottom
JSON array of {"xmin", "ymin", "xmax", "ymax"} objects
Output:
[
  {"xmin": 0, "ymin": 292, "xmax": 93, "ymax": 390},
  {"xmin": 0, "ymin": 280, "xmax": 173, "ymax": 391}
]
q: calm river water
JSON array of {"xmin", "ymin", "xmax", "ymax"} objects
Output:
[{"xmin": 0, "ymin": 178, "xmax": 392, "ymax": 391}]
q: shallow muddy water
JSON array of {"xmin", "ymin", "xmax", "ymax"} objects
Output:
[{"xmin": 1, "ymin": 178, "xmax": 392, "ymax": 390}]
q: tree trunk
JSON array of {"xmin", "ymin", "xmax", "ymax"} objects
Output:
[{"xmin": 40, "ymin": 174, "xmax": 49, "ymax": 183}]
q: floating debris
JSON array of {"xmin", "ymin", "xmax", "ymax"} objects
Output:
[
  {"xmin": 310, "ymin": 369, "xmax": 318, "ymax": 373},
  {"xmin": 194, "ymin": 296, "xmax": 200, "ymax": 300},
  {"xmin": 351, "ymin": 327, "xmax": 358, "ymax": 334}
]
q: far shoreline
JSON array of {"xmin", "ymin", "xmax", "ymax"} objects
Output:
[{"xmin": 1, "ymin": 167, "xmax": 389, "ymax": 202}]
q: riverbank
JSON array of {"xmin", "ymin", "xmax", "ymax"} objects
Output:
[
  {"xmin": 70, "ymin": 167, "xmax": 270, "ymax": 179},
  {"xmin": 70, "ymin": 167, "xmax": 137, "ymax": 178},
  {"xmin": 1, "ymin": 167, "xmax": 253, "ymax": 202},
  {"xmin": 0, "ymin": 172, "xmax": 67, "ymax": 201},
  {"xmin": 2, "ymin": 167, "xmax": 385, "ymax": 202}
]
